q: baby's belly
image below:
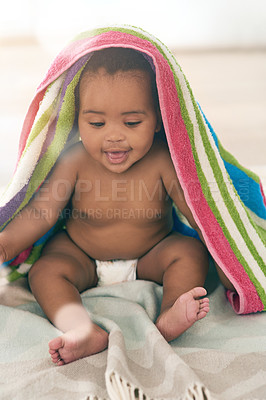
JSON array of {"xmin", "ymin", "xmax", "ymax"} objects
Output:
[{"xmin": 65, "ymin": 218, "xmax": 172, "ymax": 260}]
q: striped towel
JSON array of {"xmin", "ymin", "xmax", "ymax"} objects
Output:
[{"xmin": 0, "ymin": 25, "xmax": 265, "ymax": 314}]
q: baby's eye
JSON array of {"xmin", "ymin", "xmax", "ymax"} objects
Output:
[
  {"xmin": 125, "ymin": 121, "xmax": 142, "ymax": 127},
  {"xmin": 89, "ymin": 122, "xmax": 105, "ymax": 127}
]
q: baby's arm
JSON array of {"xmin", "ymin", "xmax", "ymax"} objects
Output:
[
  {"xmin": 0, "ymin": 148, "xmax": 79, "ymax": 263},
  {"xmin": 160, "ymin": 146, "xmax": 236, "ymax": 290},
  {"xmin": 159, "ymin": 146, "xmax": 206, "ymax": 244}
]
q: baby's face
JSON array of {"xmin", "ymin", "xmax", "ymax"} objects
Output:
[{"xmin": 78, "ymin": 68, "xmax": 161, "ymax": 174}]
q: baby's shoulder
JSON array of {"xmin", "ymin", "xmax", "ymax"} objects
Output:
[
  {"xmin": 147, "ymin": 138, "xmax": 177, "ymax": 180},
  {"xmin": 58, "ymin": 141, "xmax": 87, "ymax": 164},
  {"xmin": 149, "ymin": 138, "xmax": 171, "ymax": 163}
]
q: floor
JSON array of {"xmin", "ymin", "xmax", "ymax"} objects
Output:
[{"xmin": 0, "ymin": 43, "xmax": 265, "ymax": 188}]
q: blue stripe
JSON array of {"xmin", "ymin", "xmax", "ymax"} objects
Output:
[
  {"xmin": 172, "ymin": 209, "xmax": 200, "ymax": 240},
  {"xmin": 198, "ymin": 103, "xmax": 266, "ymax": 219},
  {"xmin": 0, "ymin": 259, "xmax": 14, "ymax": 268},
  {"xmin": 224, "ymin": 161, "xmax": 266, "ymax": 219}
]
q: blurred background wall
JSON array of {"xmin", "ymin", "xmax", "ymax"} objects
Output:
[
  {"xmin": 1, "ymin": 0, "xmax": 266, "ymax": 50},
  {"xmin": 0, "ymin": 0, "xmax": 265, "ymax": 186}
]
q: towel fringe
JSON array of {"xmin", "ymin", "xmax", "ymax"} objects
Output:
[
  {"xmin": 86, "ymin": 397, "xmax": 103, "ymax": 400},
  {"xmin": 106, "ymin": 372, "xmax": 212, "ymax": 400},
  {"xmin": 86, "ymin": 396, "xmax": 108, "ymax": 400},
  {"xmin": 186, "ymin": 384, "xmax": 212, "ymax": 400}
]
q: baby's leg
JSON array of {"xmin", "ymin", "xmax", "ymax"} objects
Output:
[
  {"xmin": 137, "ymin": 233, "xmax": 210, "ymax": 341},
  {"xmin": 28, "ymin": 231, "xmax": 108, "ymax": 365},
  {"xmin": 215, "ymin": 262, "xmax": 236, "ymax": 291}
]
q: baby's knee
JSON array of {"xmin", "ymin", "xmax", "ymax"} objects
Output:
[
  {"xmin": 184, "ymin": 236, "xmax": 208, "ymax": 259},
  {"xmin": 28, "ymin": 257, "xmax": 57, "ymax": 289},
  {"xmin": 171, "ymin": 234, "xmax": 207, "ymax": 259},
  {"xmin": 158, "ymin": 234, "xmax": 206, "ymax": 269}
]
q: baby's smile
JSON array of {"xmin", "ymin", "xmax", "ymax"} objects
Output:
[
  {"xmin": 104, "ymin": 150, "xmax": 130, "ymax": 164},
  {"xmin": 78, "ymin": 68, "xmax": 160, "ymax": 174}
]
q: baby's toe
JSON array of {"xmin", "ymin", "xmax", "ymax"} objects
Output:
[
  {"xmin": 56, "ymin": 358, "xmax": 65, "ymax": 366},
  {"xmin": 191, "ymin": 287, "xmax": 207, "ymax": 298},
  {"xmin": 49, "ymin": 348, "xmax": 58, "ymax": 355},
  {"xmin": 199, "ymin": 301, "xmax": 210, "ymax": 314},
  {"xmin": 197, "ymin": 309, "xmax": 208, "ymax": 320}
]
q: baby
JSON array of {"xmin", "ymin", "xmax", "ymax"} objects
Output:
[{"xmin": 0, "ymin": 48, "xmax": 232, "ymax": 366}]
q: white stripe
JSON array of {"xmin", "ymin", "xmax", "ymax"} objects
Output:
[
  {"xmin": 2, "ymin": 24, "xmax": 265, "ymax": 288},
  {"xmin": 0, "ymin": 126, "xmax": 50, "ymax": 206},
  {"xmin": 126, "ymin": 26, "xmax": 266, "ymax": 280},
  {"xmin": 114, "ymin": 28, "xmax": 266, "ymax": 286},
  {"xmin": 0, "ymin": 76, "xmax": 64, "ymax": 208},
  {"xmin": 16, "ymin": 262, "xmax": 31, "ymax": 275},
  {"xmin": 138, "ymin": 26, "xmax": 266, "ymax": 262},
  {"xmin": 199, "ymin": 109, "xmax": 266, "ymax": 259},
  {"xmin": 167, "ymin": 50, "xmax": 266, "ymax": 260},
  {"xmin": 166, "ymin": 56, "xmax": 266, "ymax": 287},
  {"xmin": 122, "ymin": 26, "xmax": 266, "ymax": 281},
  {"xmin": 19, "ymin": 74, "xmax": 65, "ymax": 162},
  {"xmin": 195, "ymin": 115, "xmax": 266, "ymax": 289},
  {"xmin": 246, "ymin": 207, "xmax": 266, "ymax": 230}
]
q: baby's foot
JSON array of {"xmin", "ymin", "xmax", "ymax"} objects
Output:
[
  {"xmin": 48, "ymin": 323, "xmax": 108, "ymax": 366},
  {"xmin": 156, "ymin": 287, "xmax": 209, "ymax": 342}
]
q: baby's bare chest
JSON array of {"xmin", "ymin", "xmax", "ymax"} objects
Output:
[{"xmin": 71, "ymin": 173, "xmax": 171, "ymax": 222}]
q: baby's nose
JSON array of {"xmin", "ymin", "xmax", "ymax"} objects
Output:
[{"xmin": 105, "ymin": 129, "xmax": 125, "ymax": 142}]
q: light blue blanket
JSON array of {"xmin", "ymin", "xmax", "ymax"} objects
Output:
[{"xmin": 0, "ymin": 264, "xmax": 266, "ymax": 399}]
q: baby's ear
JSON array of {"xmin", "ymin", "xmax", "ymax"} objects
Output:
[{"xmin": 155, "ymin": 109, "xmax": 162, "ymax": 133}]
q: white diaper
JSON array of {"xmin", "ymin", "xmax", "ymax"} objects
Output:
[{"xmin": 95, "ymin": 259, "xmax": 138, "ymax": 287}]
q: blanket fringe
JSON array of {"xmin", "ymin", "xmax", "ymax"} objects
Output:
[
  {"xmin": 86, "ymin": 397, "xmax": 106, "ymax": 400},
  {"xmin": 106, "ymin": 372, "xmax": 212, "ymax": 400}
]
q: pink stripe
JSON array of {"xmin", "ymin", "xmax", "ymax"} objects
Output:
[
  {"xmin": 10, "ymin": 246, "xmax": 33, "ymax": 266},
  {"xmin": 16, "ymin": 90, "xmax": 46, "ymax": 165},
  {"xmin": 152, "ymin": 48, "xmax": 263, "ymax": 314},
  {"xmin": 260, "ymin": 181, "xmax": 266, "ymax": 208},
  {"xmin": 16, "ymin": 29, "xmax": 263, "ymax": 313}
]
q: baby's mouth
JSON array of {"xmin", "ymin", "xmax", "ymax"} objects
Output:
[{"xmin": 105, "ymin": 151, "xmax": 129, "ymax": 164}]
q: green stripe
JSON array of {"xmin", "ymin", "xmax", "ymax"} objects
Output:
[
  {"xmin": 5, "ymin": 26, "xmax": 266, "ymax": 308},
  {"xmin": 130, "ymin": 25, "xmax": 266, "ymax": 304},
  {"xmin": 20, "ymin": 83, "xmax": 61, "ymax": 156},
  {"xmin": 195, "ymin": 97, "xmax": 266, "ymax": 260},
  {"xmin": 88, "ymin": 26, "xmax": 266, "ymax": 302},
  {"xmin": 159, "ymin": 59, "xmax": 242, "ymax": 261},
  {"xmin": 0, "ymin": 86, "xmax": 63, "ymax": 231},
  {"xmin": 19, "ymin": 67, "xmax": 84, "ymax": 208},
  {"xmin": 144, "ymin": 31, "xmax": 266, "ymax": 301},
  {"xmin": 24, "ymin": 244, "xmax": 43, "ymax": 265},
  {"xmin": 180, "ymin": 102, "xmax": 266, "ymax": 304},
  {"xmin": 73, "ymin": 25, "xmax": 175, "ymax": 67},
  {"xmin": 217, "ymin": 138, "xmax": 260, "ymax": 184},
  {"xmin": 170, "ymin": 73, "xmax": 259, "ymax": 279},
  {"xmin": 256, "ymin": 225, "xmax": 266, "ymax": 242},
  {"xmin": 7, "ymin": 268, "xmax": 26, "ymax": 282},
  {"xmin": 5, "ymin": 60, "xmax": 87, "ymax": 228},
  {"xmin": 0, "ymin": 86, "xmax": 59, "ymax": 221},
  {"xmin": 137, "ymin": 23, "xmax": 266, "ymax": 303},
  {"xmin": 194, "ymin": 99, "xmax": 266, "ymax": 304},
  {"xmin": 73, "ymin": 25, "xmax": 156, "ymax": 43},
  {"xmin": 182, "ymin": 81, "xmax": 266, "ymax": 303}
]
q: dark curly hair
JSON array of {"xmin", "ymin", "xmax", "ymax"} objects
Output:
[{"xmin": 77, "ymin": 47, "xmax": 159, "ymax": 110}]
